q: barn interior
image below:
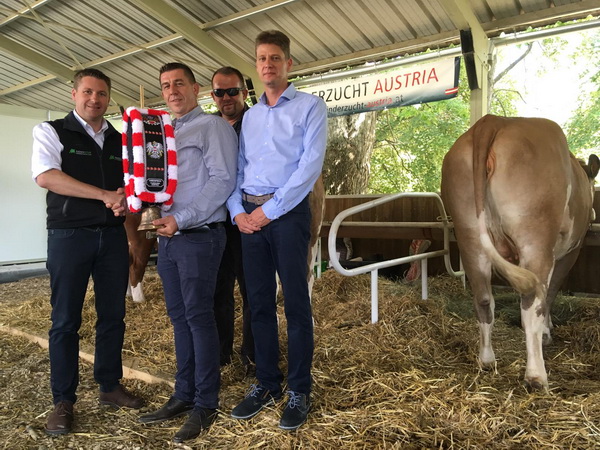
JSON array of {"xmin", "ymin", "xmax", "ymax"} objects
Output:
[{"xmin": 1, "ymin": 0, "xmax": 600, "ymax": 448}]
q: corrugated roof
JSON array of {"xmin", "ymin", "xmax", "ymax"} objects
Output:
[{"xmin": 0, "ymin": 0, "xmax": 598, "ymax": 113}]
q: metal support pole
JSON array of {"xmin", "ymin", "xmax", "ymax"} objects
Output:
[
  {"xmin": 421, "ymin": 258, "xmax": 428, "ymax": 300},
  {"xmin": 371, "ymin": 268, "xmax": 379, "ymax": 324}
]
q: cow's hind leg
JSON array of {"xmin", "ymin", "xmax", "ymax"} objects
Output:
[
  {"xmin": 543, "ymin": 247, "xmax": 582, "ymax": 346},
  {"xmin": 458, "ymin": 236, "xmax": 496, "ymax": 367},
  {"xmin": 471, "ymin": 265, "xmax": 496, "ymax": 367},
  {"xmin": 520, "ymin": 289, "xmax": 549, "ymax": 390},
  {"xmin": 519, "ymin": 250, "xmax": 554, "ymax": 391}
]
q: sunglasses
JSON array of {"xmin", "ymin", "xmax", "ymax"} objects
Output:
[{"xmin": 213, "ymin": 88, "xmax": 243, "ymax": 97}]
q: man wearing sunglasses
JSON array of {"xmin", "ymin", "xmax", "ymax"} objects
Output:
[
  {"xmin": 211, "ymin": 70, "xmax": 249, "ymax": 134},
  {"xmin": 210, "ymin": 67, "xmax": 255, "ymax": 376}
]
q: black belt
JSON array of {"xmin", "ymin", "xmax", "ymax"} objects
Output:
[
  {"xmin": 242, "ymin": 192, "xmax": 274, "ymax": 205},
  {"xmin": 180, "ymin": 222, "xmax": 224, "ymax": 234}
]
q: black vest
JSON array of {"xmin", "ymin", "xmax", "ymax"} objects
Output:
[{"xmin": 45, "ymin": 111, "xmax": 125, "ymax": 229}]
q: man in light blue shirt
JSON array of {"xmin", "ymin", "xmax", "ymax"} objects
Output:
[
  {"xmin": 228, "ymin": 30, "xmax": 327, "ymax": 431},
  {"xmin": 139, "ymin": 63, "xmax": 238, "ymax": 443}
]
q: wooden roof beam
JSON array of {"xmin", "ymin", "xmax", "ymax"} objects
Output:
[
  {"xmin": 0, "ymin": 35, "xmax": 136, "ymax": 107},
  {"xmin": 441, "ymin": 0, "xmax": 491, "ymax": 122},
  {"xmin": 131, "ymin": 0, "xmax": 262, "ymax": 96}
]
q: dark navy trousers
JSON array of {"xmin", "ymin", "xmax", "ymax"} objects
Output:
[
  {"xmin": 157, "ymin": 227, "xmax": 225, "ymax": 409},
  {"xmin": 241, "ymin": 196, "xmax": 314, "ymax": 396},
  {"xmin": 213, "ymin": 217, "xmax": 254, "ymax": 365},
  {"xmin": 46, "ymin": 226, "xmax": 129, "ymax": 404}
]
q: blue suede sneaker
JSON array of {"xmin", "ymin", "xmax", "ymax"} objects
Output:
[
  {"xmin": 231, "ymin": 384, "xmax": 281, "ymax": 420},
  {"xmin": 279, "ymin": 391, "xmax": 310, "ymax": 430}
]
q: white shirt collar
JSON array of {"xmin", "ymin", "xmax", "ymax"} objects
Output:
[{"xmin": 72, "ymin": 109, "xmax": 109, "ymax": 138}]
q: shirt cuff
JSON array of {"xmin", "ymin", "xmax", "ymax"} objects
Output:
[{"xmin": 261, "ymin": 200, "xmax": 279, "ymax": 220}]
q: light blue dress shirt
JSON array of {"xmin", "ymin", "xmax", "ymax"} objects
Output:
[
  {"xmin": 227, "ymin": 83, "xmax": 327, "ymax": 220},
  {"xmin": 166, "ymin": 106, "xmax": 238, "ymax": 230}
]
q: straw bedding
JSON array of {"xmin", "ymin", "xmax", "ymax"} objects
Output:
[{"xmin": 1, "ymin": 268, "xmax": 600, "ymax": 449}]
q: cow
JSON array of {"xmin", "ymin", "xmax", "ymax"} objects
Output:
[
  {"xmin": 125, "ymin": 176, "xmax": 325, "ymax": 304},
  {"xmin": 124, "ymin": 212, "xmax": 157, "ymax": 303},
  {"xmin": 441, "ymin": 114, "xmax": 599, "ymax": 390},
  {"xmin": 307, "ymin": 175, "xmax": 325, "ymax": 295}
]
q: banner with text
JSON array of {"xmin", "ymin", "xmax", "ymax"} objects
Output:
[{"xmin": 300, "ymin": 56, "xmax": 461, "ymax": 117}]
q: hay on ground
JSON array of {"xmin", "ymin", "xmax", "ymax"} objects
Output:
[{"xmin": 1, "ymin": 268, "xmax": 600, "ymax": 448}]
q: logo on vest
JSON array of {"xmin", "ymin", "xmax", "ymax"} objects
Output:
[{"xmin": 68, "ymin": 148, "xmax": 92, "ymax": 156}]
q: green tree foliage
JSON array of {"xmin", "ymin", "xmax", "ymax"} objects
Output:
[
  {"xmin": 368, "ymin": 65, "xmax": 519, "ymax": 194},
  {"xmin": 368, "ymin": 66, "xmax": 470, "ymax": 194},
  {"xmin": 490, "ymin": 42, "xmax": 533, "ymax": 117},
  {"xmin": 367, "ymin": 26, "xmax": 600, "ymax": 196},
  {"xmin": 567, "ymin": 87, "xmax": 600, "ymax": 156},
  {"xmin": 368, "ymin": 94, "xmax": 469, "ymax": 193},
  {"xmin": 564, "ymin": 30, "xmax": 600, "ymax": 157},
  {"xmin": 367, "ymin": 30, "xmax": 582, "ymax": 195}
]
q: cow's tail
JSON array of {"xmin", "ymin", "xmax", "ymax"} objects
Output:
[{"xmin": 472, "ymin": 116, "xmax": 539, "ymax": 296}]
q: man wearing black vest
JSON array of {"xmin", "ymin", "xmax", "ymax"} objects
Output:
[{"xmin": 32, "ymin": 68, "xmax": 144, "ymax": 436}]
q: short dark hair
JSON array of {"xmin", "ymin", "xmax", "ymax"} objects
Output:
[
  {"xmin": 211, "ymin": 66, "xmax": 246, "ymax": 89},
  {"xmin": 73, "ymin": 68, "xmax": 111, "ymax": 92},
  {"xmin": 159, "ymin": 62, "xmax": 196, "ymax": 84},
  {"xmin": 255, "ymin": 30, "xmax": 291, "ymax": 60}
]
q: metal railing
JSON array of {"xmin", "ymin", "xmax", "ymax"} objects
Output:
[{"xmin": 327, "ymin": 192, "xmax": 464, "ymax": 323}]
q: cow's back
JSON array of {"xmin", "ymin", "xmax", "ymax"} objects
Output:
[
  {"xmin": 442, "ymin": 115, "xmax": 575, "ymax": 265},
  {"xmin": 483, "ymin": 117, "xmax": 571, "ymax": 236}
]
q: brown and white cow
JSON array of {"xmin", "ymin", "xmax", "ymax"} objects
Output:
[
  {"xmin": 124, "ymin": 213, "xmax": 156, "ymax": 303},
  {"xmin": 441, "ymin": 114, "xmax": 599, "ymax": 390},
  {"xmin": 307, "ymin": 174, "xmax": 325, "ymax": 295}
]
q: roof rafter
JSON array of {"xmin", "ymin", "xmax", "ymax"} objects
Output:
[
  {"xmin": 2, "ymin": 0, "xmax": 295, "ymax": 102},
  {"xmin": 291, "ymin": 30, "xmax": 459, "ymax": 76},
  {"xmin": 0, "ymin": 34, "xmax": 182, "ymax": 97},
  {"xmin": 292, "ymin": 0, "xmax": 600, "ymax": 79},
  {"xmin": 201, "ymin": 0, "xmax": 300, "ymax": 30},
  {"xmin": 130, "ymin": 0, "xmax": 260, "ymax": 91},
  {"xmin": 441, "ymin": 0, "xmax": 491, "ymax": 119},
  {"xmin": 0, "ymin": 0, "xmax": 51, "ymax": 27},
  {"xmin": 0, "ymin": 34, "xmax": 136, "ymax": 107},
  {"xmin": 0, "ymin": 0, "xmax": 597, "ymax": 114},
  {"xmin": 482, "ymin": 0, "xmax": 600, "ymax": 34},
  {"xmin": 441, "ymin": 0, "xmax": 487, "ymax": 44}
]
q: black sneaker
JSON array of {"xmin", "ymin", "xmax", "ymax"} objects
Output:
[
  {"xmin": 279, "ymin": 391, "xmax": 310, "ymax": 430},
  {"xmin": 231, "ymin": 384, "xmax": 281, "ymax": 420}
]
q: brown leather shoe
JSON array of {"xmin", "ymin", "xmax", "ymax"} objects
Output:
[
  {"xmin": 99, "ymin": 385, "xmax": 145, "ymax": 409},
  {"xmin": 46, "ymin": 401, "xmax": 74, "ymax": 435}
]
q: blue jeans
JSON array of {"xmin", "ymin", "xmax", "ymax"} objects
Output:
[
  {"xmin": 46, "ymin": 226, "xmax": 129, "ymax": 404},
  {"xmin": 157, "ymin": 227, "xmax": 225, "ymax": 409},
  {"xmin": 241, "ymin": 196, "xmax": 314, "ymax": 396}
]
